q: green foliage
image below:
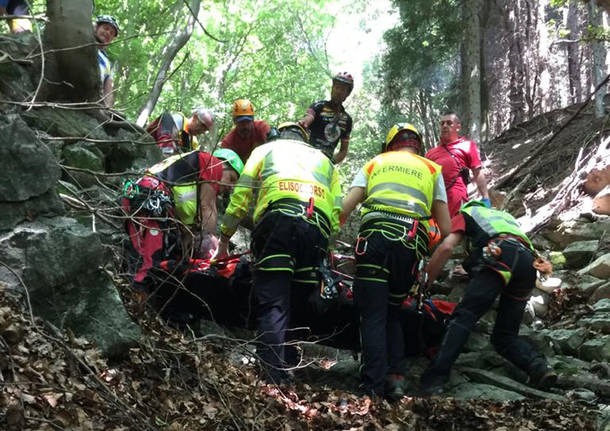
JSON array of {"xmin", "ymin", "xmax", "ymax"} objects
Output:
[
  {"xmin": 95, "ymin": 0, "xmax": 336, "ymax": 141},
  {"xmin": 374, "ymin": 0, "xmax": 462, "ymax": 146}
]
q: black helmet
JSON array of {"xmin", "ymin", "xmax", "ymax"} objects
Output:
[
  {"xmin": 96, "ymin": 15, "xmax": 119, "ymax": 36},
  {"xmin": 277, "ymin": 122, "xmax": 310, "ymax": 143}
]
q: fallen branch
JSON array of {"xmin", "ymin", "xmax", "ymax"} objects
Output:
[
  {"xmin": 460, "ymin": 367, "xmax": 565, "ymax": 401},
  {"xmin": 501, "ymin": 173, "xmax": 532, "ymax": 211},
  {"xmin": 495, "ymin": 73, "xmax": 610, "ymax": 190}
]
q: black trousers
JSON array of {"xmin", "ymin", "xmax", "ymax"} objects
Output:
[
  {"xmin": 353, "ymin": 229, "xmax": 419, "ymax": 394},
  {"xmin": 429, "ymin": 241, "xmax": 546, "ymax": 377},
  {"xmin": 251, "ymin": 211, "xmax": 328, "ymax": 382}
]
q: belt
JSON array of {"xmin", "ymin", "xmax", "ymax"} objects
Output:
[
  {"xmin": 361, "ymin": 210, "xmax": 427, "ymax": 228},
  {"xmin": 266, "ymin": 198, "xmax": 332, "ymax": 238},
  {"xmin": 492, "ymin": 234, "xmax": 532, "ymax": 252}
]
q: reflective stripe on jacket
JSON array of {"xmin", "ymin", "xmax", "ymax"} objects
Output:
[
  {"xmin": 360, "ymin": 151, "xmax": 441, "ymax": 228},
  {"xmin": 460, "ymin": 205, "xmax": 534, "ymax": 251},
  {"xmin": 221, "ymin": 139, "xmax": 342, "ymax": 237}
]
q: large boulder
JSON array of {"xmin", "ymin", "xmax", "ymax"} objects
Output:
[
  {"xmin": 578, "ymin": 253, "xmax": 610, "ymax": 279},
  {"xmin": 0, "ymin": 115, "xmax": 64, "ymax": 231},
  {"xmin": 0, "ymin": 114, "xmax": 61, "ymax": 202},
  {"xmin": 0, "ymin": 217, "xmax": 141, "ymax": 357},
  {"xmin": 579, "ymin": 336, "xmax": 610, "ymax": 362},
  {"xmin": 562, "ymin": 240, "xmax": 599, "ymax": 269},
  {"xmin": 543, "ymin": 219, "xmax": 610, "ymax": 249}
]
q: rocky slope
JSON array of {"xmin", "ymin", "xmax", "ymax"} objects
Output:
[{"xmin": 0, "ymin": 32, "xmax": 609, "ymax": 430}]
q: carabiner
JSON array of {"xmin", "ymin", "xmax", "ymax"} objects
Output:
[{"xmin": 355, "ymin": 236, "xmax": 368, "ymax": 256}]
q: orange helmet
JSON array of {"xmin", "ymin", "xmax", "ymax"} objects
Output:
[{"xmin": 232, "ymin": 99, "xmax": 255, "ymax": 120}]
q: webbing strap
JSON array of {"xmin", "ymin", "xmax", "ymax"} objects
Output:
[{"xmin": 267, "ymin": 200, "xmax": 332, "ymax": 238}]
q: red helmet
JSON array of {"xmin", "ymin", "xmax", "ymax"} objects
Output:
[{"xmin": 333, "ymin": 72, "xmax": 354, "ymax": 91}]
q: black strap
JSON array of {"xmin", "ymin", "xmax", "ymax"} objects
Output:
[{"xmin": 442, "ymin": 145, "xmax": 467, "ymax": 190}]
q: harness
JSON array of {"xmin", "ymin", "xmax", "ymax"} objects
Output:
[
  {"xmin": 265, "ymin": 198, "xmax": 332, "ymax": 238},
  {"xmin": 355, "ymin": 212, "xmax": 430, "ymax": 260}
]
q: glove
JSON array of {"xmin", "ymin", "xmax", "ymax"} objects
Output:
[{"xmin": 481, "ymin": 197, "xmax": 492, "ymax": 208}]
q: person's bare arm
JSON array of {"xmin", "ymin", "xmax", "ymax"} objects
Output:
[
  {"xmin": 333, "ymin": 138, "xmax": 349, "ymax": 164},
  {"xmin": 472, "ymin": 167, "xmax": 489, "ymax": 200},
  {"xmin": 298, "ymin": 109, "xmax": 315, "ymax": 128},
  {"xmin": 425, "ymin": 232, "xmax": 463, "ymax": 284},
  {"xmin": 103, "ymin": 78, "xmax": 114, "ymax": 108},
  {"xmin": 199, "ymin": 183, "xmax": 218, "ymax": 233},
  {"xmin": 340, "ymin": 186, "xmax": 365, "ymax": 226},
  {"xmin": 431, "ymin": 200, "xmax": 451, "ymax": 238}
]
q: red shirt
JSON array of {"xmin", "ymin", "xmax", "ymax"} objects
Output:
[
  {"xmin": 425, "ymin": 137, "xmax": 482, "ymax": 216},
  {"xmin": 450, "ymin": 213, "xmax": 467, "ymax": 233},
  {"xmin": 220, "ymin": 120, "xmax": 270, "ymax": 162},
  {"xmin": 198, "ymin": 152, "xmax": 224, "ymax": 194}
]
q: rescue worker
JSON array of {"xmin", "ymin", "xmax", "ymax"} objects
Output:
[
  {"xmin": 425, "ymin": 113, "xmax": 490, "ymax": 216},
  {"xmin": 420, "ymin": 200, "xmax": 557, "ymax": 395},
  {"xmin": 220, "ymin": 99, "xmax": 270, "ymax": 163},
  {"xmin": 0, "ymin": 0, "xmax": 31, "ymax": 33},
  {"xmin": 94, "ymin": 15, "xmax": 119, "ymax": 108},
  {"xmin": 341, "ymin": 123, "xmax": 451, "ymax": 400},
  {"xmin": 122, "ymin": 148, "xmax": 243, "ymax": 292},
  {"xmin": 217, "ymin": 122, "xmax": 342, "ymax": 383},
  {"xmin": 298, "ymin": 72, "xmax": 353, "ymax": 163},
  {"xmin": 146, "ymin": 108, "xmax": 215, "ymax": 156}
]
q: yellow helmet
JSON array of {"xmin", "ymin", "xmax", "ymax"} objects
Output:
[
  {"xmin": 384, "ymin": 123, "xmax": 422, "ymax": 153},
  {"xmin": 232, "ymin": 99, "xmax": 255, "ymax": 120},
  {"xmin": 277, "ymin": 121, "xmax": 310, "ymax": 143}
]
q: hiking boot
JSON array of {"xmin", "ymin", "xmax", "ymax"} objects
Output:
[
  {"xmin": 420, "ymin": 370, "xmax": 448, "ymax": 396},
  {"xmin": 527, "ymin": 360, "xmax": 557, "ymax": 390},
  {"xmin": 385, "ymin": 374, "xmax": 407, "ymax": 401}
]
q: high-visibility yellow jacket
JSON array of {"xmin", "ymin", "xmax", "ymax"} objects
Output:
[
  {"xmin": 220, "ymin": 139, "xmax": 342, "ymax": 237},
  {"xmin": 360, "ymin": 151, "xmax": 442, "ymax": 228}
]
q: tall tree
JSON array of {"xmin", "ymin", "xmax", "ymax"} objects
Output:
[
  {"xmin": 135, "ymin": 0, "xmax": 201, "ymax": 126},
  {"xmin": 461, "ymin": 0, "xmax": 483, "ymax": 143},
  {"xmin": 588, "ymin": 2, "xmax": 607, "ymax": 117},
  {"xmin": 40, "ymin": 0, "xmax": 99, "ymax": 103}
]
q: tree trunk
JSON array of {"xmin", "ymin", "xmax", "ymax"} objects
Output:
[
  {"xmin": 39, "ymin": 0, "xmax": 100, "ymax": 103},
  {"xmin": 567, "ymin": 0, "xmax": 583, "ymax": 104},
  {"xmin": 589, "ymin": 2, "xmax": 607, "ymax": 118},
  {"xmin": 507, "ymin": 1, "xmax": 525, "ymax": 126},
  {"xmin": 135, "ymin": 0, "xmax": 202, "ymax": 127},
  {"xmin": 462, "ymin": 0, "xmax": 482, "ymax": 143}
]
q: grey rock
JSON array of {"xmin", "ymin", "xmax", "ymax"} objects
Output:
[
  {"xmin": 61, "ymin": 143, "xmax": 105, "ymax": 188},
  {"xmin": 577, "ymin": 312, "xmax": 610, "ymax": 334},
  {"xmin": 579, "ymin": 275, "xmax": 607, "ymax": 297},
  {"xmin": 0, "ymin": 190, "xmax": 64, "ymax": 232},
  {"xmin": 21, "ymin": 108, "xmax": 108, "ymax": 141},
  {"xmin": 35, "ymin": 271, "xmax": 141, "ymax": 358},
  {"xmin": 580, "ymin": 336, "xmax": 610, "ymax": 362},
  {"xmin": 578, "ymin": 253, "xmax": 610, "ymax": 279},
  {"xmin": 543, "ymin": 219, "xmax": 610, "ymax": 249},
  {"xmin": 0, "ymin": 115, "xmax": 60, "ymax": 202},
  {"xmin": 0, "ymin": 218, "xmax": 140, "ymax": 357},
  {"xmin": 450, "ymin": 382, "xmax": 525, "ymax": 401},
  {"xmin": 542, "ymin": 328, "xmax": 587, "ymax": 355},
  {"xmin": 594, "ymin": 299, "xmax": 610, "ymax": 312},
  {"xmin": 566, "ymin": 388, "xmax": 598, "ymax": 401},
  {"xmin": 563, "ymin": 240, "xmax": 599, "ymax": 268},
  {"xmin": 589, "ymin": 282, "xmax": 610, "ymax": 304}
]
